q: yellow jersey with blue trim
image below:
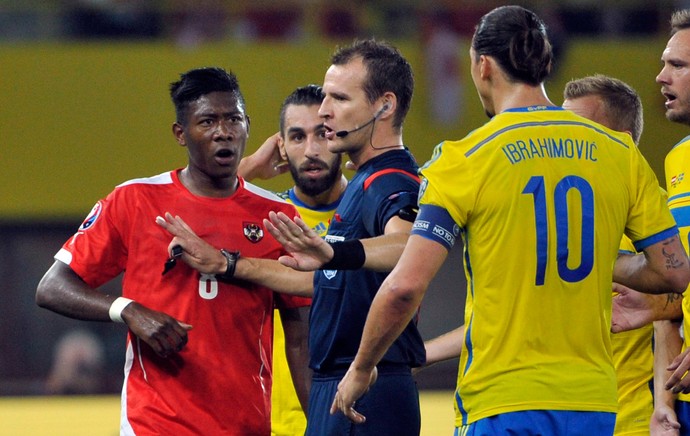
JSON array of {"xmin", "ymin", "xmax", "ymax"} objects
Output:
[
  {"xmin": 271, "ymin": 188, "xmax": 341, "ymax": 436},
  {"xmin": 413, "ymin": 106, "xmax": 677, "ymax": 426},
  {"xmin": 666, "ymin": 135, "xmax": 690, "ymax": 406},
  {"xmin": 612, "ymin": 237, "xmax": 653, "ymax": 436}
]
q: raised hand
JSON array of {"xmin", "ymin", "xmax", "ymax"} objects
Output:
[
  {"xmin": 239, "ymin": 132, "xmax": 289, "ymax": 181},
  {"xmin": 263, "ymin": 211, "xmax": 334, "ymax": 271},
  {"xmin": 155, "ymin": 212, "xmax": 227, "ymax": 276}
]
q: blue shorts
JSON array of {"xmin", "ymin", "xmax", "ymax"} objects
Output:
[
  {"xmin": 455, "ymin": 410, "xmax": 616, "ymax": 436},
  {"xmin": 305, "ymin": 366, "xmax": 420, "ymax": 436},
  {"xmin": 676, "ymin": 400, "xmax": 690, "ymax": 436}
]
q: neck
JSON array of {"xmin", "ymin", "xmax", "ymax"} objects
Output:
[
  {"xmin": 293, "ymin": 175, "xmax": 347, "ymax": 208},
  {"xmin": 493, "ymin": 82, "xmax": 553, "ymax": 115},
  {"xmin": 179, "ymin": 167, "xmax": 238, "ymax": 198},
  {"xmin": 349, "ymin": 131, "xmax": 404, "ymax": 168}
]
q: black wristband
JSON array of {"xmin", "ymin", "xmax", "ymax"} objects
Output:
[
  {"xmin": 321, "ymin": 239, "xmax": 366, "ymax": 270},
  {"xmin": 217, "ymin": 249, "xmax": 241, "ymax": 281}
]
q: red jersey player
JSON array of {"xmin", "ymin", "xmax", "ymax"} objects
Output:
[{"xmin": 36, "ymin": 67, "xmax": 311, "ymax": 435}]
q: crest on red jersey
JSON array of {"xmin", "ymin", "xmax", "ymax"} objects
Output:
[{"xmin": 243, "ymin": 222, "xmax": 264, "ymax": 243}]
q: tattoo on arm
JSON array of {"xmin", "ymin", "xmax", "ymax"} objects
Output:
[
  {"xmin": 665, "ymin": 292, "xmax": 682, "ymax": 309},
  {"xmin": 662, "ymin": 247, "xmax": 684, "ymax": 270}
]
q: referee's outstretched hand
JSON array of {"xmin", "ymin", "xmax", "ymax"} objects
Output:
[{"xmin": 264, "ymin": 211, "xmax": 334, "ymax": 271}]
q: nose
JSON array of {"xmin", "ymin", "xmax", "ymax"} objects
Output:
[
  {"xmin": 304, "ymin": 134, "xmax": 323, "ymax": 158},
  {"xmin": 657, "ymin": 62, "xmax": 672, "ymax": 85},
  {"xmin": 215, "ymin": 120, "xmax": 234, "ymax": 140},
  {"xmin": 318, "ymin": 98, "xmax": 331, "ymax": 120}
]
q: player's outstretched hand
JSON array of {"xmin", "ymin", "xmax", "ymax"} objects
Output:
[
  {"xmin": 264, "ymin": 211, "xmax": 334, "ymax": 271},
  {"xmin": 121, "ymin": 302, "xmax": 192, "ymax": 358},
  {"xmin": 611, "ymin": 282, "xmax": 656, "ymax": 332},
  {"xmin": 156, "ymin": 212, "xmax": 227, "ymax": 276}
]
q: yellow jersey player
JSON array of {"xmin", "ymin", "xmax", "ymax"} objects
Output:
[
  {"xmin": 239, "ymin": 84, "xmax": 347, "ymax": 435},
  {"xmin": 332, "ymin": 6, "xmax": 689, "ymax": 436}
]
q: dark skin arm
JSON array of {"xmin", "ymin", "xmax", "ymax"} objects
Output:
[
  {"xmin": 280, "ymin": 306, "xmax": 312, "ymax": 414},
  {"xmin": 36, "ymin": 261, "xmax": 192, "ymax": 358}
]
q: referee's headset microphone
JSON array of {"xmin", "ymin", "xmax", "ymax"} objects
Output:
[{"xmin": 335, "ymin": 103, "xmax": 390, "ymax": 138}]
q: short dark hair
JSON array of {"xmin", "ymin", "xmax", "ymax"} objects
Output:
[
  {"xmin": 472, "ymin": 5, "xmax": 552, "ymax": 86},
  {"xmin": 279, "ymin": 84, "xmax": 324, "ymax": 136},
  {"xmin": 331, "ymin": 39, "xmax": 413, "ymax": 131},
  {"xmin": 671, "ymin": 9, "xmax": 690, "ymax": 34},
  {"xmin": 563, "ymin": 74, "xmax": 643, "ymax": 144},
  {"xmin": 169, "ymin": 67, "xmax": 245, "ymax": 125}
]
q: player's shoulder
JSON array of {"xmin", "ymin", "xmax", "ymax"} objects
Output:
[
  {"xmin": 275, "ymin": 189, "xmax": 291, "ymax": 202},
  {"xmin": 115, "ymin": 171, "xmax": 174, "ymax": 189},
  {"xmin": 242, "ymin": 180, "xmax": 292, "ymax": 206},
  {"xmin": 108, "ymin": 171, "xmax": 175, "ymax": 202},
  {"xmin": 671, "ymin": 134, "xmax": 690, "ymax": 151}
]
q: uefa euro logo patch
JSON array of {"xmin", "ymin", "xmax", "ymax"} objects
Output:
[
  {"xmin": 243, "ymin": 222, "xmax": 264, "ymax": 243},
  {"xmin": 671, "ymin": 172, "xmax": 685, "ymax": 188},
  {"xmin": 78, "ymin": 202, "xmax": 102, "ymax": 231}
]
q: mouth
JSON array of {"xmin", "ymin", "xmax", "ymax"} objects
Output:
[
  {"xmin": 215, "ymin": 148, "xmax": 236, "ymax": 165},
  {"xmin": 299, "ymin": 161, "xmax": 327, "ymax": 178},
  {"xmin": 324, "ymin": 125, "xmax": 337, "ymax": 140},
  {"xmin": 662, "ymin": 89, "xmax": 677, "ymax": 107}
]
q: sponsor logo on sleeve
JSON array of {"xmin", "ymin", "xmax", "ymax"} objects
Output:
[
  {"xmin": 78, "ymin": 202, "xmax": 103, "ymax": 231},
  {"xmin": 671, "ymin": 172, "xmax": 685, "ymax": 188}
]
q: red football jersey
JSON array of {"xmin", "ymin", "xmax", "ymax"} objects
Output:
[{"xmin": 56, "ymin": 169, "xmax": 310, "ymax": 435}]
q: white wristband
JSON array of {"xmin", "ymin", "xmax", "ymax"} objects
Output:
[{"xmin": 109, "ymin": 297, "xmax": 134, "ymax": 323}]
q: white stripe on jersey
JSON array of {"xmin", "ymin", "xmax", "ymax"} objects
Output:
[
  {"xmin": 243, "ymin": 180, "xmax": 290, "ymax": 204},
  {"xmin": 117, "ymin": 171, "xmax": 173, "ymax": 188}
]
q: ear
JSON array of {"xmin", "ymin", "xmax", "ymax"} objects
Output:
[
  {"xmin": 479, "ymin": 54, "xmax": 492, "ymax": 80},
  {"xmin": 379, "ymin": 92, "xmax": 397, "ymax": 117},
  {"xmin": 172, "ymin": 122, "xmax": 186, "ymax": 146},
  {"xmin": 245, "ymin": 115, "xmax": 251, "ymax": 138},
  {"xmin": 278, "ymin": 135, "xmax": 288, "ymax": 161}
]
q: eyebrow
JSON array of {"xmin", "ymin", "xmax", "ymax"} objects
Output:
[
  {"xmin": 287, "ymin": 123, "xmax": 325, "ymax": 135},
  {"xmin": 286, "ymin": 126, "xmax": 306, "ymax": 135}
]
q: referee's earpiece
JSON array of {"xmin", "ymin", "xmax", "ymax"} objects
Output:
[{"xmin": 377, "ymin": 103, "xmax": 390, "ymax": 118}]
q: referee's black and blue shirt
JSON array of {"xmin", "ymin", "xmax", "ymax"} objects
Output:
[{"xmin": 309, "ymin": 148, "xmax": 426, "ymax": 373}]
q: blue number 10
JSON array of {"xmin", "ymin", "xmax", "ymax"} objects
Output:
[{"xmin": 522, "ymin": 175, "xmax": 594, "ymax": 286}]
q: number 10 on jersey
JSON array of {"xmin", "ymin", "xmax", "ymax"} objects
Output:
[{"xmin": 522, "ymin": 175, "xmax": 594, "ymax": 286}]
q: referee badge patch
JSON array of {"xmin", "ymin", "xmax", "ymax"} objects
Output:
[{"xmin": 243, "ymin": 222, "xmax": 264, "ymax": 243}]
